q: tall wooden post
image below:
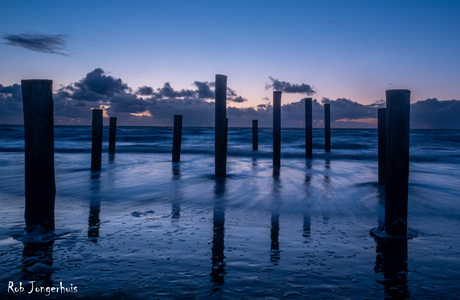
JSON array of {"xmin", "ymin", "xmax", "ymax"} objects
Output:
[
  {"xmin": 378, "ymin": 108, "xmax": 387, "ymax": 185},
  {"xmin": 225, "ymin": 118, "xmax": 228, "ymax": 155},
  {"xmin": 172, "ymin": 115, "xmax": 183, "ymax": 162},
  {"xmin": 22, "ymin": 79, "xmax": 55, "ymax": 233},
  {"xmin": 273, "ymin": 91, "xmax": 282, "ymax": 167},
  {"xmin": 215, "ymin": 74, "xmax": 227, "ymax": 177},
  {"xmin": 108, "ymin": 117, "xmax": 117, "ymax": 155},
  {"xmin": 252, "ymin": 120, "xmax": 258, "ymax": 151},
  {"xmin": 91, "ymin": 109, "xmax": 103, "ymax": 172},
  {"xmin": 324, "ymin": 103, "xmax": 331, "ymax": 152},
  {"xmin": 385, "ymin": 90, "xmax": 410, "ymax": 237},
  {"xmin": 305, "ymin": 98, "xmax": 313, "ymax": 159}
]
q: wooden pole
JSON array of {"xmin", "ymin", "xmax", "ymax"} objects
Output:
[
  {"xmin": 108, "ymin": 117, "xmax": 117, "ymax": 155},
  {"xmin": 22, "ymin": 79, "xmax": 55, "ymax": 233},
  {"xmin": 225, "ymin": 118, "xmax": 228, "ymax": 156},
  {"xmin": 252, "ymin": 120, "xmax": 258, "ymax": 151},
  {"xmin": 91, "ymin": 109, "xmax": 103, "ymax": 172},
  {"xmin": 324, "ymin": 103, "xmax": 331, "ymax": 152},
  {"xmin": 273, "ymin": 91, "xmax": 282, "ymax": 166},
  {"xmin": 172, "ymin": 115, "xmax": 183, "ymax": 162},
  {"xmin": 215, "ymin": 74, "xmax": 227, "ymax": 177},
  {"xmin": 305, "ymin": 98, "xmax": 313, "ymax": 159},
  {"xmin": 385, "ymin": 89, "xmax": 410, "ymax": 237},
  {"xmin": 378, "ymin": 108, "xmax": 387, "ymax": 185}
]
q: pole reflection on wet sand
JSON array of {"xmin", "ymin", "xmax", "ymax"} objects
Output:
[
  {"xmin": 270, "ymin": 167, "xmax": 281, "ymax": 264},
  {"xmin": 171, "ymin": 163, "xmax": 181, "ymax": 220},
  {"xmin": 374, "ymin": 236, "xmax": 409, "ymax": 299},
  {"xmin": 210, "ymin": 177, "xmax": 226, "ymax": 296},
  {"xmin": 22, "ymin": 240, "xmax": 55, "ymax": 289},
  {"xmin": 88, "ymin": 173, "xmax": 101, "ymax": 243}
]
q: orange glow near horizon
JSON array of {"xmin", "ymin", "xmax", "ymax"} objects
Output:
[{"xmin": 130, "ymin": 110, "xmax": 152, "ymax": 117}]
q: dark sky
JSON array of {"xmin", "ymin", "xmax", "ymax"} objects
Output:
[{"xmin": 1, "ymin": 0, "xmax": 460, "ymax": 113}]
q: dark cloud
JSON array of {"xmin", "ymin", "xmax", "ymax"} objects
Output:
[
  {"xmin": 266, "ymin": 76, "xmax": 316, "ymax": 95},
  {"xmin": 280, "ymin": 98, "xmax": 324, "ymax": 127},
  {"xmin": 131, "ymin": 97, "xmax": 215, "ymax": 126},
  {"xmin": 230, "ymin": 96, "xmax": 248, "ymax": 103},
  {"xmin": 411, "ymin": 98, "xmax": 460, "ymax": 129},
  {"xmin": 321, "ymin": 97, "xmax": 375, "ymax": 121},
  {"xmin": 156, "ymin": 82, "xmax": 195, "ymax": 98},
  {"xmin": 55, "ymin": 67, "xmax": 133, "ymax": 120},
  {"xmin": 3, "ymin": 68, "xmax": 460, "ymax": 129},
  {"xmin": 73, "ymin": 68, "xmax": 130, "ymax": 98},
  {"xmin": 53, "ymin": 96, "xmax": 97, "ymax": 123},
  {"xmin": 3, "ymin": 33, "xmax": 68, "ymax": 55},
  {"xmin": 227, "ymin": 87, "xmax": 237, "ymax": 97},
  {"xmin": 48, "ymin": 68, "xmax": 251, "ymax": 124},
  {"xmin": 136, "ymin": 86, "xmax": 154, "ymax": 95},
  {"xmin": 0, "ymin": 83, "xmax": 23, "ymax": 124},
  {"xmin": 108, "ymin": 93, "xmax": 148, "ymax": 114},
  {"xmin": 137, "ymin": 81, "xmax": 244, "ymax": 101},
  {"xmin": 193, "ymin": 81, "xmax": 214, "ymax": 99},
  {"xmin": 0, "ymin": 83, "xmax": 21, "ymax": 99},
  {"xmin": 52, "ymin": 68, "xmax": 138, "ymax": 122}
]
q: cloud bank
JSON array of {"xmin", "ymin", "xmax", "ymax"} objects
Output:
[
  {"xmin": 411, "ymin": 98, "xmax": 460, "ymax": 129},
  {"xmin": 266, "ymin": 77, "xmax": 316, "ymax": 95},
  {"xmin": 3, "ymin": 33, "xmax": 68, "ymax": 55},
  {"xmin": 1, "ymin": 68, "xmax": 459, "ymax": 128}
]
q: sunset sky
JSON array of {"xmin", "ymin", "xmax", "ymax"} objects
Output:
[{"xmin": 1, "ymin": 0, "xmax": 460, "ymax": 127}]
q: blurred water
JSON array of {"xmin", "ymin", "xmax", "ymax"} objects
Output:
[
  {"xmin": 1, "ymin": 125, "xmax": 460, "ymax": 162},
  {"xmin": 0, "ymin": 125, "xmax": 459, "ymax": 299}
]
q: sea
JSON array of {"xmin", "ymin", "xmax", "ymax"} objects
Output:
[{"xmin": 0, "ymin": 125, "xmax": 459, "ymax": 299}]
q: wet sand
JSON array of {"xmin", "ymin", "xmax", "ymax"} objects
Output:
[{"xmin": 1, "ymin": 153, "xmax": 460, "ymax": 299}]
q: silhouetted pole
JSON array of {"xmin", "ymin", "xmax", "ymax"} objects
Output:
[
  {"xmin": 225, "ymin": 118, "xmax": 228, "ymax": 154},
  {"xmin": 172, "ymin": 115, "xmax": 183, "ymax": 162},
  {"xmin": 215, "ymin": 74, "xmax": 227, "ymax": 177},
  {"xmin": 22, "ymin": 79, "xmax": 55, "ymax": 233},
  {"xmin": 108, "ymin": 117, "xmax": 117, "ymax": 155},
  {"xmin": 273, "ymin": 91, "xmax": 282, "ymax": 166},
  {"xmin": 305, "ymin": 98, "xmax": 313, "ymax": 159},
  {"xmin": 324, "ymin": 103, "xmax": 331, "ymax": 152},
  {"xmin": 91, "ymin": 109, "xmax": 103, "ymax": 172},
  {"xmin": 252, "ymin": 120, "xmax": 258, "ymax": 151},
  {"xmin": 385, "ymin": 90, "xmax": 410, "ymax": 237},
  {"xmin": 378, "ymin": 108, "xmax": 387, "ymax": 185}
]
